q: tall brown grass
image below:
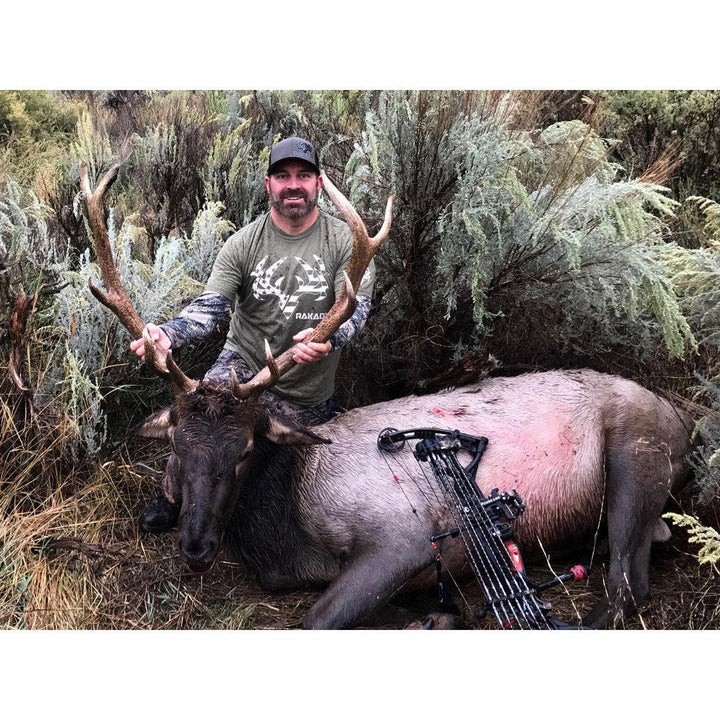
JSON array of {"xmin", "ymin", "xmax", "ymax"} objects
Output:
[{"xmin": 0, "ymin": 388, "xmax": 319, "ymax": 630}]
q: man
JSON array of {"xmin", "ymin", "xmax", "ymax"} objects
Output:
[{"xmin": 132, "ymin": 136, "xmax": 375, "ymax": 532}]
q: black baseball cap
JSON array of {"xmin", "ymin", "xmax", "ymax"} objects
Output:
[{"xmin": 267, "ymin": 137, "xmax": 320, "ymax": 175}]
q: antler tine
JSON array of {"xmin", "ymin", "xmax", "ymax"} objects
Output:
[
  {"xmin": 264, "ymin": 338, "xmax": 281, "ymax": 384},
  {"xmin": 319, "ymin": 171, "xmax": 393, "ymax": 293},
  {"xmin": 81, "ymin": 162, "xmax": 144, "ymax": 339},
  {"xmin": 81, "ymin": 161, "xmax": 198, "ymax": 394},
  {"xmin": 231, "ymin": 171, "xmax": 392, "ymax": 400},
  {"xmin": 9, "ymin": 289, "xmax": 31, "ymax": 393},
  {"xmin": 309, "ymin": 171, "xmax": 392, "ymax": 343},
  {"xmin": 141, "ymin": 327, "xmax": 198, "ymax": 394}
]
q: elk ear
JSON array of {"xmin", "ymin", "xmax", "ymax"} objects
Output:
[
  {"xmin": 162, "ymin": 453, "xmax": 182, "ymax": 505},
  {"xmin": 134, "ymin": 407, "xmax": 175, "ymax": 441},
  {"xmin": 260, "ymin": 411, "xmax": 331, "ymax": 446}
]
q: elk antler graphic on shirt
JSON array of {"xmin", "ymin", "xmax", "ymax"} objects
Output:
[{"xmin": 251, "ymin": 255, "xmax": 329, "ymax": 319}]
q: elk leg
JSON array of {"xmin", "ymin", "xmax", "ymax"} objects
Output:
[
  {"xmin": 584, "ymin": 442, "xmax": 669, "ymax": 628},
  {"xmin": 139, "ymin": 453, "xmax": 181, "ymax": 533},
  {"xmin": 302, "ymin": 547, "xmax": 435, "ymax": 630}
]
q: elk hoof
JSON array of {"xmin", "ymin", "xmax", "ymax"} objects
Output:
[
  {"xmin": 139, "ymin": 493, "xmax": 180, "ymax": 533},
  {"xmin": 404, "ymin": 612, "xmax": 466, "ymax": 630}
]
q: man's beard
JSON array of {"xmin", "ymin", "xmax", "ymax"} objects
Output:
[{"xmin": 270, "ymin": 188, "xmax": 319, "ymax": 221}]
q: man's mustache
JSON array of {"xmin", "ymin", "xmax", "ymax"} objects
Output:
[{"xmin": 280, "ymin": 190, "xmax": 309, "ymax": 200}]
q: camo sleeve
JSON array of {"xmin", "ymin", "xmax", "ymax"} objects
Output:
[
  {"xmin": 329, "ymin": 294, "xmax": 371, "ymax": 352},
  {"xmin": 160, "ymin": 291, "xmax": 232, "ymax": 351}
]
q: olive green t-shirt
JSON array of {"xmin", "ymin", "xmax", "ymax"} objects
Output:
[{"xmin": 205, "ymin": 210, "xmax": 375, "ymax": 405}]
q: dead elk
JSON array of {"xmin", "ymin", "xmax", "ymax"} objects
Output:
[{"xmin": 138, "ymin": 369, "xmax": 692, "ymax": 629}]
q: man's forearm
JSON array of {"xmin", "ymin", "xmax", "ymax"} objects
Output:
[
  {"xmin": 161, "ymin": 291, "xmax": 232, "ymax": 350},
  {"xmin": 329, "ymin": 295, "xmax": 372, "ymax": 351}
]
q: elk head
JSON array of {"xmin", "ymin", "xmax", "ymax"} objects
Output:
[{"xmin": 81, "ymin": 160, "xmax": 392, "ymax": 572}]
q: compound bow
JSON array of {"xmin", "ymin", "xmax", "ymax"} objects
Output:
[{"xmin": 378, "ymin": 427, "xmax": 587, "ymax": 630}]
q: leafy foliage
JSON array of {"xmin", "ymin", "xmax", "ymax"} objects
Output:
[
  {"xmin": 658, "ymin": 225, "xmax": 720, "ymax": 347},
  {"xmin": 125, "ymin": 92, "xmax": 217, "ymax": 241},
  {"xmin": 181, "ymin": 201, "xmax": 236, "ymax": 283},
  {"xmin": 440, "ymin": 122, "xmax": 692, "ymax": 358},
  {"xmin": 336, "ymin": 92, "xmax": 695, "ymax": 402},
  {"xmin": 0, "ymin": 91, "xmax": 81, "ymax": 184},
  {"xmin": 602, "ymin": 90, "xmax": 720, "ymax": 202},
  {"xmin": 202, "ymin": 102, "xmax": 267, "ymax": 228},
  {"xmin": 1, "ymin": 175, "xmax": 227, "ymax": 453},
  {"xmin": 664, "ymin": 513, "xmax": 720, "ymax": 567},
  {"xmin": 0, "ymin": 179, "xmax": 66, "ymax": 300}
]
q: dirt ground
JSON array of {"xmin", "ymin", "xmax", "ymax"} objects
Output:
[{"xmin": 90, "ymin": 525, "xmax": 717, "ymax": 631}]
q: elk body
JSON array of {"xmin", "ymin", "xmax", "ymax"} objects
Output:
[
  {"xmin": 138, "ymin": 368, "xmax": 692, "ymax": 629},
  {"xmin": 81, "ymin": 162, "xmax": 693, "ymax": 629}
]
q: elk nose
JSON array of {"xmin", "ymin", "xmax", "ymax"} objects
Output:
[{"xmin": 179, "ymin": 536, "xmax": 217, "ymax": 574}]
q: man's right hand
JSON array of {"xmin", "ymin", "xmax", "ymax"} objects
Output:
[{"xmin": 129, "ymin": 323, "xmax": 172, "ymax": 365}]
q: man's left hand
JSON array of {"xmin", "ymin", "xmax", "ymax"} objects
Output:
[{"xmin": 292, "ymin": 328, "xmax": 332, "ymax": 364}]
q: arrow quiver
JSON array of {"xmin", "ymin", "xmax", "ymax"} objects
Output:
[{"xmin": 377, "ymin": 427, "xmax": 587, "ymax": 630}]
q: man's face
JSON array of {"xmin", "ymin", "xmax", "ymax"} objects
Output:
[{"xmin": 265, "ymin": 160, "xmax": 322, "ymax": 222}]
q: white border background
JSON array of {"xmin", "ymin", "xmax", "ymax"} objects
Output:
[{"xmin": 2, "ymin": 2, "xmax": 716, "ymax": 713}]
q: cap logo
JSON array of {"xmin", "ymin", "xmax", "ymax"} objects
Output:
[{"xmin": 296, "ymin": 140, "xmax": 313, "ymax": 156}]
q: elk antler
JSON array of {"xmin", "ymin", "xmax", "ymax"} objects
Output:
[
  {"xmin": 8, "ymin": 287, "xmax": 39, "ymax": 426},
  {"xmin": 9, "ymin": 288, "xmax": 32, "ymax": 393},
  {"xmin": 231, "ymin": 171, "xmax": 393, "ymax": 399},
  {"xmin": 80, "ymin": 162, "xmax": 198, "ymax": 394}
]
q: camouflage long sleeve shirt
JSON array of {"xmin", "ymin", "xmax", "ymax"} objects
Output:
[{"xmin": 160, "ymin": 290, "xmax": 371, "ymax": 353}]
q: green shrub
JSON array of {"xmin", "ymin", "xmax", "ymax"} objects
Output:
[
  {"xmin": 602, "ymin": 90, "xmax": 720, "ymax": 202},
  {"xmin": 335, "ymin": 91, "xmax": 695, "ymax": 402},
  {"xmin": 664, "ymin": 513, "xmax": 720, "ymax": 567}
]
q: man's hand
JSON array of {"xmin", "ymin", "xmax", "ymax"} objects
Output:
[
  {"xmin": 129, "ymin": 323, "xmax": 172, "ymax": 365},
  {"xmin": 292, "ymin": 328, "xmax": 331, "ymax": 364}
]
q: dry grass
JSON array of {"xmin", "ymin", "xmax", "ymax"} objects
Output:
[
  {"xmin": 0, "ymin": 435, "xmax": 310, "ymax": 630},
  {"xmin": 364, "ymin": 537, "xmax": 720, "ymax": 631},
  {"xmin": 2, "ymin": 391, "xmax": 718, "ymax": 632}
]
